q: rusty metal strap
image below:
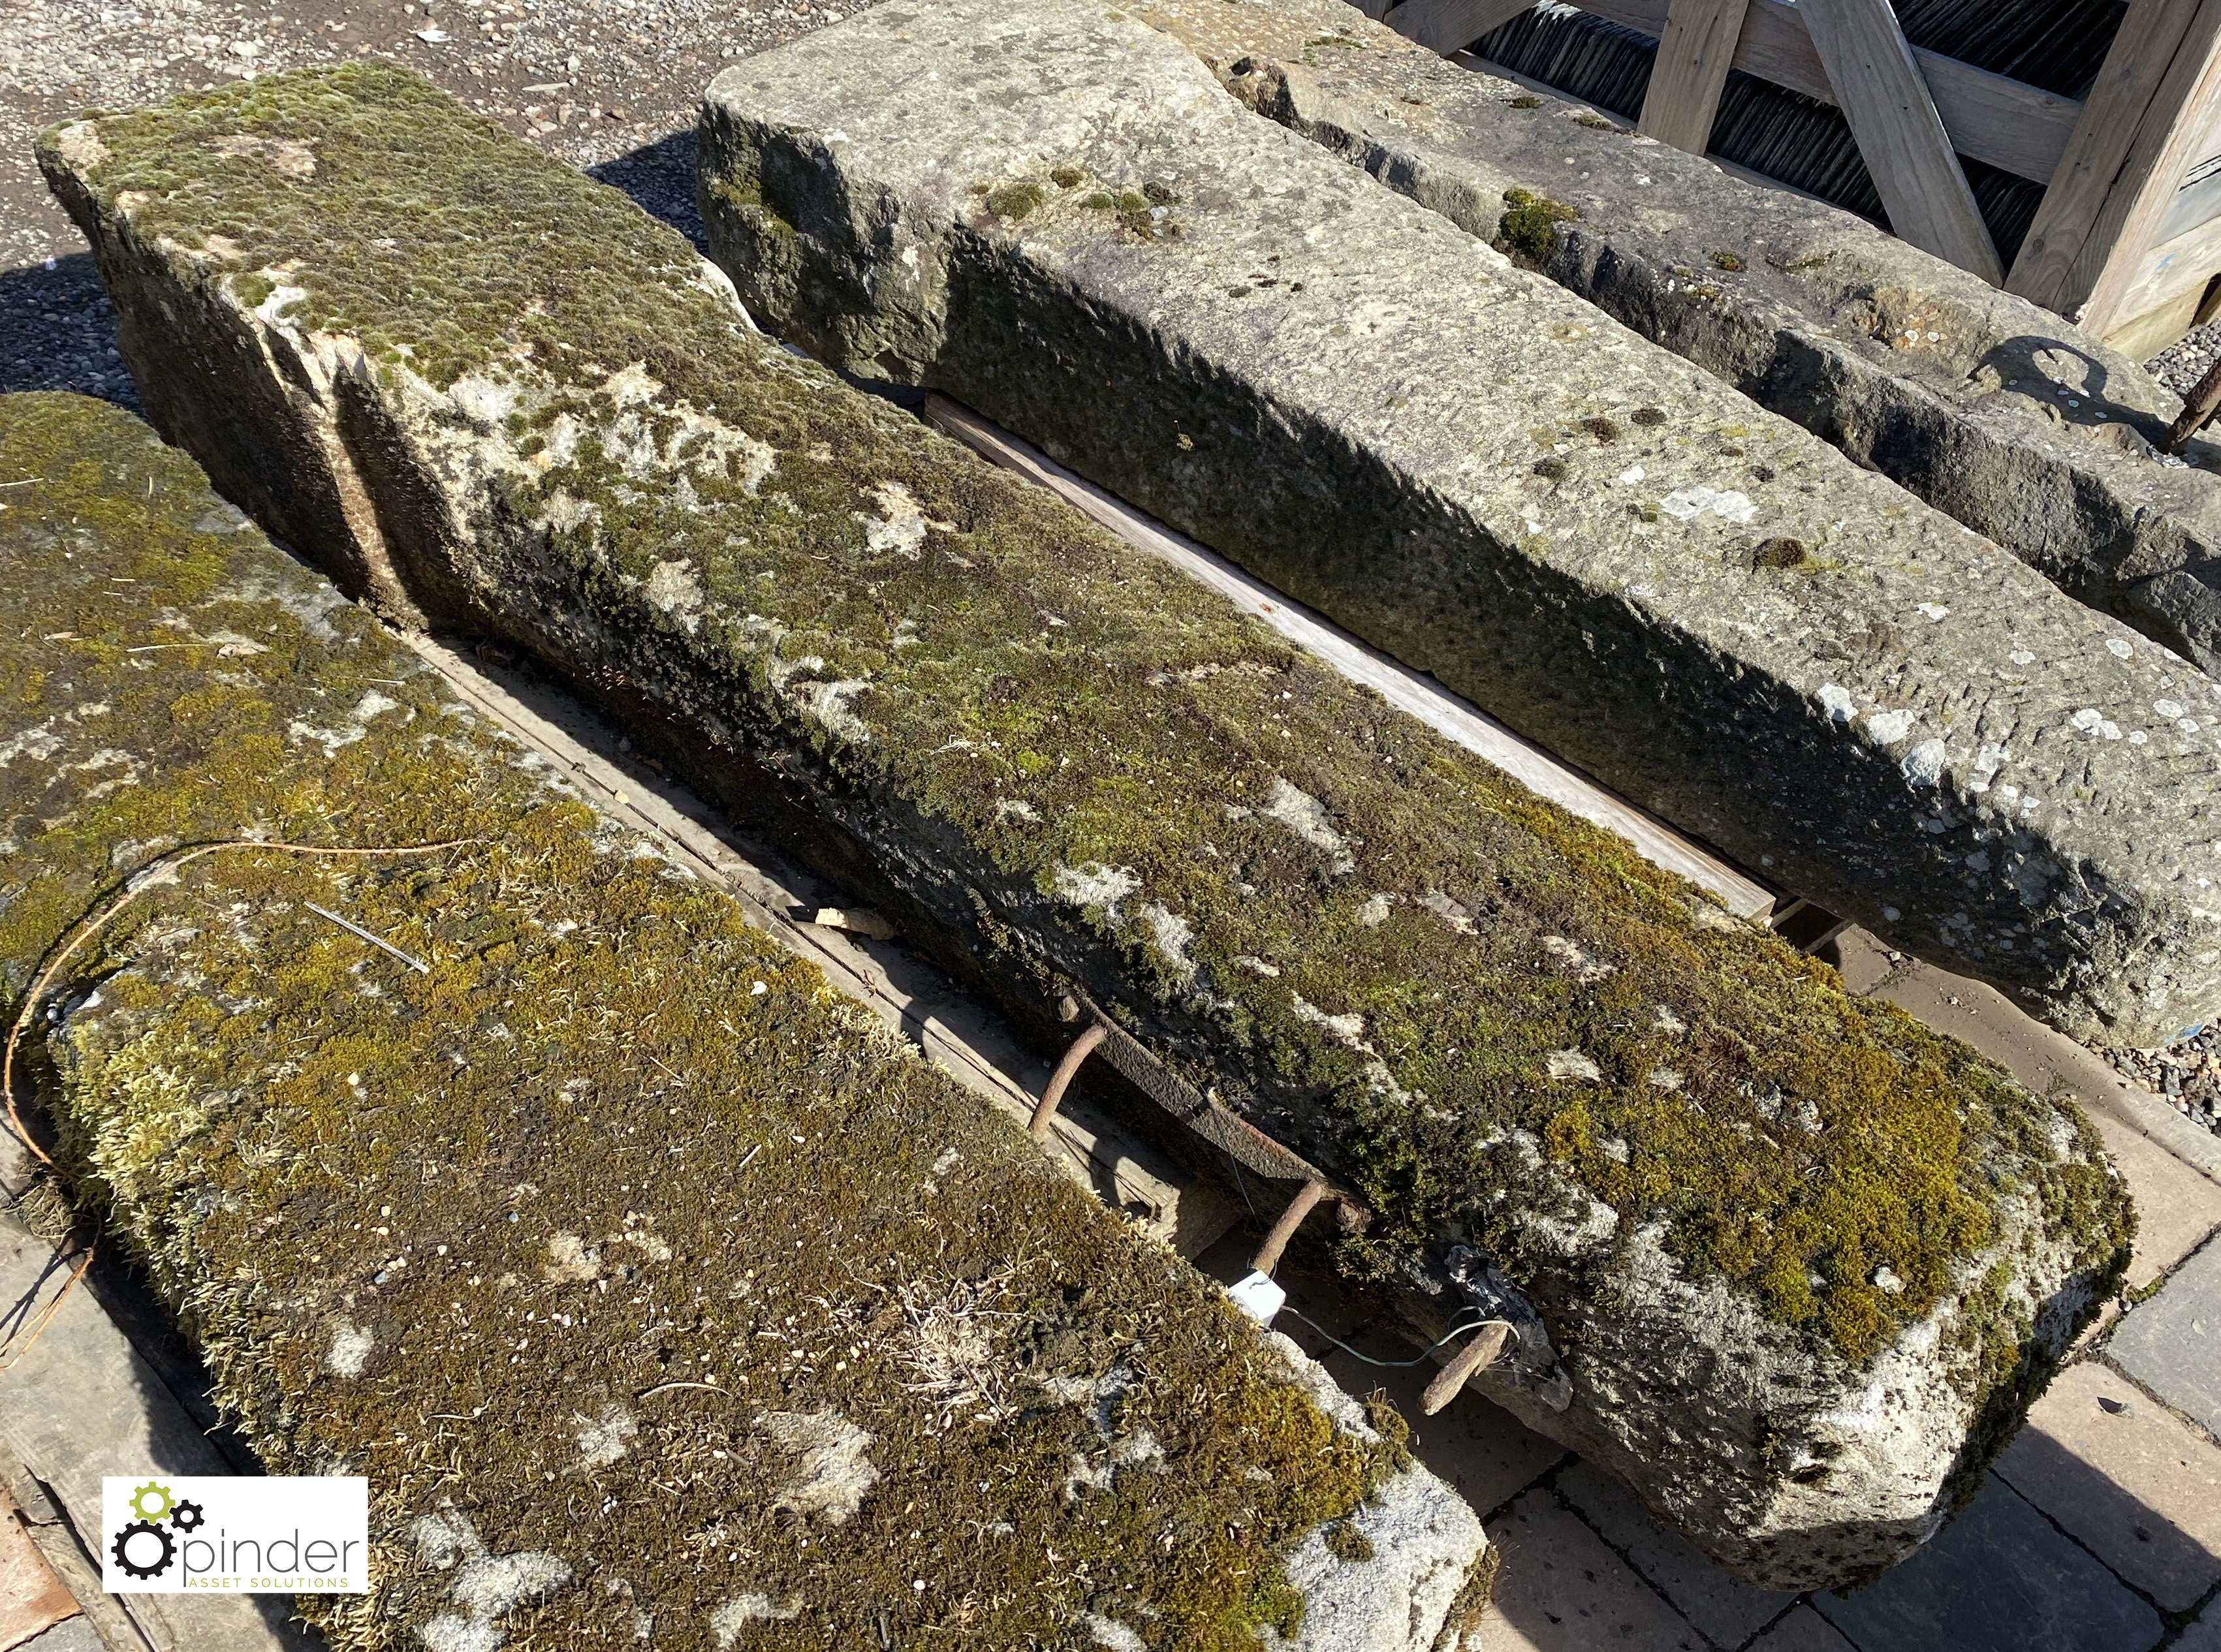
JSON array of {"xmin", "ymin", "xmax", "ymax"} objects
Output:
[{"xmin": 1065, "ymin": 994, "xmax": 1366, "ymax": 1224}]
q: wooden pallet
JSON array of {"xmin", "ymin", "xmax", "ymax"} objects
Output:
[{"xmin": 1362, "ymin": 0, "xmax": 2221, "ymax": 359}]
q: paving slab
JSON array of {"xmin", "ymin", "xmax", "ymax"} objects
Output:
[
  {"xmin": 1812, "ymin": 1474, "xmax": 2164, "ymax": 1652},
  {"xmin": 0, "ymin": 391, "xmax": 1487, "ymax": 1651},
  {"xmin": 0, "ymin": 1226, "xmax": 311, "ymax": 1652},
  {"xmin": 703, "ymin": 0, "xmax": 2221, "ymax": 1050},
  {"xmin": 1994, "ymin": 1360, "xmax": 2221, "ymax": 1612},
  {"xmin": 15, "ymin": 1623, "xmax": 103, "ymax": 1652},
  {"xmin": 2109, "ymin": 1236, "xmax": 2221, "ymax": 1439},
  {"xmin": 2181, "ymin": 1597, "xmax": 2221, "ymax": 1652},
  {"xmin": 1479, "ymin": 1491, "xmax": 1705, "ymax": 1652},
  {"xmin": 1557, "ymin": 1459, "xmax": 1799, "ymax": 1647},
  {"xmin": 40, "ymin": 69, "xmax": 2139, "ymax": 1586},
  {"xmin": 1747, "ymin": 1604, "xmax": 1857, "ymax": 1652},
  {"xmin": 1140, "ymin": 0, "xmax": 2221, "ymax": 677}
]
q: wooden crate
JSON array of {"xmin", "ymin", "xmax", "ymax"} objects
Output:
[{"xmin": 1359, "ymin": 0, "xmax": 2221, "ymax": 359}]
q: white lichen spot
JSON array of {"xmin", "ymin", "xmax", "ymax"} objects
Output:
[
  {"xmin": 1138, "ymin": 901, "xmax": 1198, "ymax": 983},
  {"xmin": 2157, "ymin": 698, "xmax": 2186, "ymax": 719},
  {"xmin": 1616, "ymin": 465, "xmax": 1645, "ymax": 485},
  {"xmin": 853, "ymin": 482, "xmax": 950, "ymax": 559},
  {"xmin": 327, "ymin": 1320, "xmax": 373, "ymax": 1378},
  {"xmin": 1235, "ymin": 954, "xmax": 1281, "ymax": 976},
  {"xmin": 1546, "ymin": 1048, "xmax": 1601, "ymax": 1082},
  {"xmin": 994, "ymin": 798, "xmax": 1039, "ymax": 821},
  {"xmin": 449, "ymin": 374, "xmax": 521, "ymax": 428},
  {"xmin": 1654, "ymin": 1005, "xmax": 1685, "ymax": 1033},
  {"xmin": 544, "ymin": 1232, "xmax": 602, "ymax": 1282},
  {"xmin": 1872, "ymin": 1266, "xmax": 1905, "ymax": 1296},
  {"xmin": 575, "ymin": 1404, "xmax": 638, "ymax": 1469},
  {"xmin": 1419, "ymin": 890, "xmax": 1477, "ymax": 934},
  {"xmin": 1355, "ymin": 892, "xmax": 1394, "ymax": 926},
  {"xmin": 1658, "ymin": 485, "xmax": 1756, "ymax": 525},
  {"xmin": 1290, "ymin": 993, "xmax": 1371, "ymax": 1050},
  {"xmin": 412, "ymin": 1509, "xmax": 486, "ymax": 1571},
  {"xmin": 2070, "ymin": 708, "xmax": 2122, "ymax": 740},
  {"xmin": 2009, "ymin": 649, "xmax": 2035, "ymax": 666},
  {"xmin": 1900, "ymin": 738, "xmax": 1946, "ymax": 787},
  {"xmin": 1646, "ymin": 1067, "xmax": 1683, "ymax": 1091},
  {"xmin": 711, "ymin": 1595, "xmax": 802, "ymax": 1647},
  {"xmin": 1085, "ymin": 1616, "xmax": 1148, "ymax": 1652},
  {"xmin": 210, "ymin": 131, "xmax": 315, "ymax": 178},
  {"xmin": 757, "ymin": 1410, "xmax": 880, "ymax": 1525},
  {"xmin": 1542, "ymin": 935, "xmax": 1614, "ymax": 981},
  {"xmin": 287, "ymin": 716, "xmax": 368, "ymax": 756},
  {"xmin": 537, "ymin": 490, "xmax": 601, "ymax": 537},
  {"xmin": 253, "ymin": 281, "xmax": 308, "ymax": 328},
  {"xmin": 1054, "ymin": 862, "xmax": 1141, "ymax": 912},
  {"xmin": 800, "ymin": 679, "xmax": 872, "ymax": 745},
  {"xmin": 1818, "ymin": 683, "xmax": 1857, "ymax": 724},
  {"xmin": 1263, "ymin": 777, "xmax": 1355, "ymax": 873},
  {"xmin": 601, "ymin": 362, "xmax": 664, "ymax": 409},
  {"xmin": 2106, "ymin": 637, "xmax": 2135, "ymax": 659},
  {"xmin": 450, "ymin": 1551, "xmax": 573, "ymax": 1625},
  {"xmin": 643, "ymin": 559, "xmax": 704, "ymax": 632},
  {"xmin": 1865, "ymin": 709, "xmax": 1915, "ymax": 745},
  {"xmin": 415, "ymin": 1616, "xmax": 500, "ymax": 1652}
]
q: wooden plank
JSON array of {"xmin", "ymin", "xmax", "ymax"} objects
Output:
[
  {"xmin": 2109, "ymin": 205, "xmax": 2221, "ymax": 341},
  {"xmin": 1578, "ymin": 0, "xmax": 2080, "ymax": 185},
  {"xmin": 1796, "ymin": 0, "xmax": 2003, "ymax": 283},
  {"xmin": 1381, "ymin": 0, "xmax": 1537, "ymax": 54},
  {"xmin": 2009, "ymin": 0, "xmax": 2221, "ymax": 336},
  {"xmin": 919, "ymin": 393, "xmax": 1778, "ymax": 922},
  {"xmin": 1639, "ymin": 0, "xmax": 1753, "ymax": 153}
]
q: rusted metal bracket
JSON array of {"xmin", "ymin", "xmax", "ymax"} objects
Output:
[
  {"xmin": 1420, "ymin": 1320, "xmax": 1516, "ymax": 1414},
  {"xmin": 1027, "ymin": 991, "xmax": 1370, "ymax": 1238},
  {"xmin": 1250, "ymin": 1179, "xmax": 1331, "ymax": 1275},
  {"xmin": 1027, "ymin": 1018, "xmax": 1108, "ymax": 1141}
]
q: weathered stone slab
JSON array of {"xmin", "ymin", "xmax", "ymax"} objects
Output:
[
  {"xmin": 697, "ymin": 0, "xmax": 2221, "ymax": 1048},
  {"xmin": 41, "ymin": 76, "xmax": 2133, "ymax": 1587},
  {"xmin": 1993, "ymin": 1359, "xmax": 2221, "ymax": 1612},
  {"xmin": 2107, "ymin": 1234, "xmax": 2221, "ymax": 1438},
  {"xmin": 1146, "ymin": 0, "xmax": 2221, "ymax": 674},
  {"xmin": 0, "ymin": 392, "xmax": 1483, "ymax": 1649},
  {"xmin": 1812, "ymin": 1474, "xmax": 2163, "ymax": 1652}
]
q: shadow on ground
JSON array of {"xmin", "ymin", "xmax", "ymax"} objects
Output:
[
  {"xmin": 588, "ymin": 129, "xmax": 704, "ymax": 252},
  {"xmin": 1, "ymin": 253, "xmax": 139, "ymax": 411}
]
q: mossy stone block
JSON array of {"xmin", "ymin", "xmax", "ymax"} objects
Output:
[
  {"xmin": 701, "ymin": 0, "xmax": 2221, "ymax": 1053},
  {"xmin": 41, "ymin": 67, "xmax": 2131, "ymax": 1587},
  {"xmin": 0, "ymin": 391, "xmax": 1477, "ymax": 1649}
]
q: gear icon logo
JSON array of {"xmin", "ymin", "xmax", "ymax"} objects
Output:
[
  {"xmin": 128, "ymin": 1482, "xmax": 174, "ymax": 1522},
  {"xmin": 170, "ymin": 1499, "xmax": 206, "ymax": 1533},
  {"xmin": 112, "ymin": 1518, "xmax": 176, "ymax": 1580}
]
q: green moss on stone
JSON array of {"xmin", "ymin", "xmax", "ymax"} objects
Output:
[
  {"xmin": 1498, "ymin": 187, "xmax": 1577, "ymax": 262},
  {"xmin": 0, "ymin": 391, "xmax": 1409, "ymax": 1650},
  {"xmin": 986, "ymin": 180, "xmax": 1047, "ymax": 221},
  {"xmin": 40, "ymin": 72, "xmax": 2134, "ymax": 1405}
]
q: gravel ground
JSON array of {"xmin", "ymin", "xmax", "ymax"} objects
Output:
[
  {"xmin": 2147, "ymin": 320, "xmax": 2221, "ymax": 399},
  {"xmin": 2102, "ymin": 1033, "xmax": 2221, "ymax": 1139},
  {"xmin": 0, "ymin": 0, "xmax": 868, "ymax": 405}
]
